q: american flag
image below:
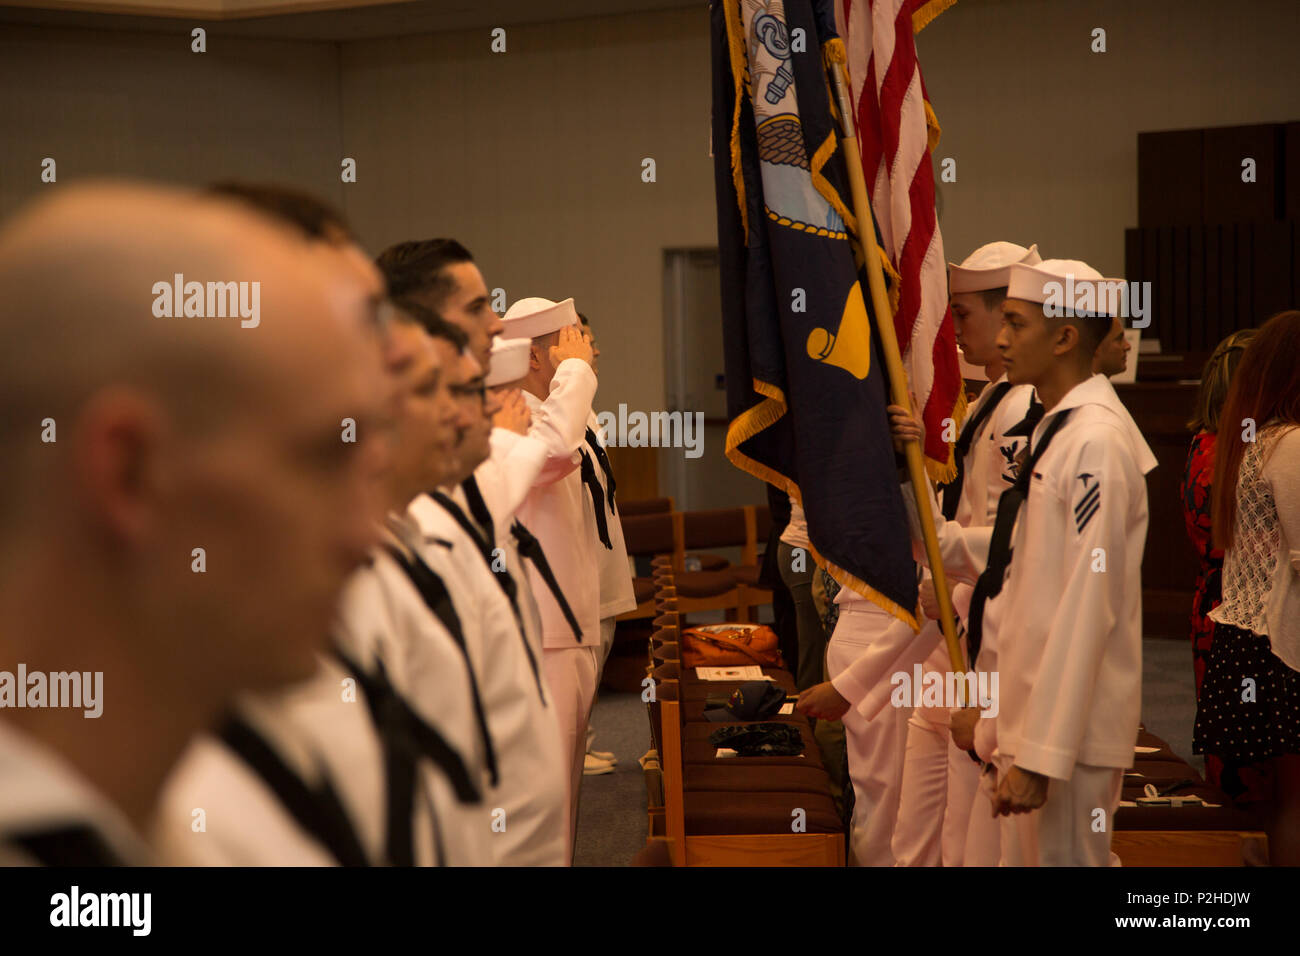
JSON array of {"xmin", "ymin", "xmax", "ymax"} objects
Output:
[{"xmin": 836, "ymin": 0, "xmax": 962, "ymax": 481}]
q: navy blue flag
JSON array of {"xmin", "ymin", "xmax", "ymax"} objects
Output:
[{"xmin": 711, "ymin": 0, "xmax": 918, "ymax": 625}]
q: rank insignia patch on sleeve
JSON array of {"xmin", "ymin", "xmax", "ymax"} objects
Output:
[{"xmin": 1074, "ymin": 473, "xmax": 1100, "ymax": 532}]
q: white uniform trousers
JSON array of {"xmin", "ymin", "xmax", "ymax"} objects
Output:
[
  {"xmin": 543, "ymin": 644, "xmax": 600, "ymax": 857},
  {"xmin": 962, "ymin": 763, "xmax": 1002, "ymax": 866},
  {"xmin": 891, "ymin": 710, "xmax": 948, "ymax": 866},
  {"xmin": 894, "ymin": 720, "xmax": 993, "ymax": 866},
  {"xmin": 995, "ymin": 756, "xmax": 1123, "ymax": 866},
  {"xmin": 597, "ymin": 616, "xmax": 617, "ymax": 672},
  {"xmin": 941, "ymin": 737, "xmax": 983, "ymax": 865},
  {"xmin": 587, "ymin": 617, "xmax": 618, "ymax": 754},
  {"xmin": 827, "ymin": 602, "xmax": 910, "ymax": 867}
]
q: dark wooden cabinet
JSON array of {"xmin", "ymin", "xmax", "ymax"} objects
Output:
[
  {"xmin": 1123, "ymin": 222, "xmax": 1300, "ymax": 356},
  {"xmin": 1115, "ymin": 382, "xmax": 1201, "ymax": 641},
  {"xmin": 1202, "ymin": 124, "xmax": 1284, "ymax": 224},
  {"xmin": 1125, "ymin": 119, "xmax": 1297, "ymax": 640},
  {"xmin": 1139, "ymin": 123, "xmax": 1288, "ymax": 228},
  {"xmin": 1138, "ymin": 129, "xmax": 1204, "ymax": 227}
]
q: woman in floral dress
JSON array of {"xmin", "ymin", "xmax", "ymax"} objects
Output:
[{"xmin": 1181, "ymin": 329, "xmax": 1255, "ymax": 788}]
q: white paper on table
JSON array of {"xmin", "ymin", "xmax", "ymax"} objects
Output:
[
  {"xmin": 778, "ymin": 702, "xmax": 794, "ymax": 715},
  {"xmin": 696, "ymin": 665, "xmax": 765, "ymax": 681}
]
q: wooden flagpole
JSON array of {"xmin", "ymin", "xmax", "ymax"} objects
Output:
[{"xmin": 827, "ymin": 59, "xmax": 967, "ymax": 684}]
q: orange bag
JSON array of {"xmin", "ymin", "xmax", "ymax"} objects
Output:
[{"xmin": 680, "ymin": 623, "xmax": 784, "ymax": 669}]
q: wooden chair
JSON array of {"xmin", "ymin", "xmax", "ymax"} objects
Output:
[
  {"xmin": 674, "ymin": 505, "xmax": 772, "ymax": 622},
  {"xmin": 618, "ymin": 496, "xmax": 676, "ymax": 517},
  {"xmin": 618, "ymin": 511, "xmax": 684, "ymax": 621}
]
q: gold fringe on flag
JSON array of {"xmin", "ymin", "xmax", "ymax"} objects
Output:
[
  {"xmin": 810, "ymin": 39, "xmax": 860, "ymax": 238},
  {"xmin": 912, "ymin": 0, "xmax": 958, "ymax": 35},
  {"xmin": 723, "ymin": 0, "xmax": 749, "ymax": 243},
  {"xmin": 725, "ymin": 412, "xmax": 922, "ymax": 632},
  {"xmin": 924, "ymin": 388, "xmax": 965, "ymax": 485}
]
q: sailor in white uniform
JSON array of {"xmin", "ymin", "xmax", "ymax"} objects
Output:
[
  {"xmin": 986, "ymin": 260, "xmax": 1157, "ymax": 865},
  {"xmin": 0, "ymin": 185, "xmax": 382, "ymax": 866},
  {"xmin": 798, "ymin": 244, "xmax": 1042, "ymax": 866},
  {"xmin": 0, "ymin": 722, "xmax": 151, "ymax": 866},
  {"xmin": 576, "ymin": 313, "xmax": 637, "ymax": 773},
  {"xmin": 472, "ymin": 333, "xmax": 600, "ymax": 661},
  {"xmin": 497, "ymin": 296, "xmax": 607, "ymax": 855},
  {"xmin": 408, "ymin": 324, "xmax": 589, "ymax": 865},
  {"xmin": 157, "ymin": 306, "xmax": 489, "ymax": 867},
  {"xmin": 890, "ymin": 242, "xmax": 1039, "ymax": 866}
]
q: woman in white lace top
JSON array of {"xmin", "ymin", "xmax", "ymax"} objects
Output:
[{"xmin": 1193, "ymin": 309, "xmax": 1300, "ymax": 865}]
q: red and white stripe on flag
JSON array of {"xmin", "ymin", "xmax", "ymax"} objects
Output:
[{"xmin": 837, "ymin": 0, "xmax": 962, "ymax": 481}]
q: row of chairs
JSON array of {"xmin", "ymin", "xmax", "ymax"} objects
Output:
[
  {"xmin": 640, "ymin": 558, "xmax": 845, "ymax": 866},
  {"xmin": 618, "ymin": 500, "xmax": 773, "ymax": 623}
]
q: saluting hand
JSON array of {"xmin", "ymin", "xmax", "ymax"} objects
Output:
[
  {"xmin": 993, "ymin": 765, "xmax": 1049, "ymax": 817},
  {"xmin": 492, "ymin": 387, "xmax": 530, "ymax": 435},
  {"xmin": 551, "ymin": 324, "xmax": 594, "ymax": 367},
  {"xmin": 795, "ymin": 680, "xmax": 851, "ymax": 721}
]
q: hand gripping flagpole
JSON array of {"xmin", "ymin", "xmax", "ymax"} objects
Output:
[{"xmin": 827, "ymin": 57, "xmax": 968, "ymax": 692}]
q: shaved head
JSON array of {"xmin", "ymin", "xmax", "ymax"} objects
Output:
[
  {"xmin": 0, "ymin": 183, "xmax": 373, "ymax": 521},
  {"xmin": 0, "ymin": 182, "xmax": 385, "ymax": 827}
]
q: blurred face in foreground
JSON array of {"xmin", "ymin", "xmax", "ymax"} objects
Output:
[
  {"xmin": 382, "ymin": 319, "xmax": 460, "ymax": 506},
  {"xmin": 165, "ymin": 240, "xmax": 385, "ymax": 690}
]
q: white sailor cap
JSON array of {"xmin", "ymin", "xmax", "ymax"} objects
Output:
[
  {"xmin": 948, "ymin": 242, "xmax": 1042, "ymax": 293},
  {"xmin": 485, "ymin": 335, "xmax": 531, "ymax": 387},
  {"xmin": 501, "ymin": 296, "xmax": 579, "ymax": 340},
  {"xmin": 1007, "ymin": 259, "xmax": 1125, "ymax": 317}
]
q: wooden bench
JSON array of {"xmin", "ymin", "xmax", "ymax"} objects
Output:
[
  {"xmin": 1112, "ymin": 728, "xmax": 1266, "ymax": 866},
  {"xmin": 643, "ymin": 567, "xmax": 843, "ymax": 866}
]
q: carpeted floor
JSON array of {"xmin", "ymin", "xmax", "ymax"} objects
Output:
[
  {"xmin": 573, "ymin": 690, "xmax": 651, "ymax": 867},
  {"xmin": 573, "ymin": 634, "xmax": 1204, "ymax": 866},
  {"xmin": 1141, "ymin": 634, "xmax": 1203, "ymax": 775}
]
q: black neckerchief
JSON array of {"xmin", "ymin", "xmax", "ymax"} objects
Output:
[
  {"xmin": 218, "ymin": 714, "xmax": 371, "ymax": 867},
  {"xmin": 380, "ymin": 542, "xmax": 499, "ymax": 786},
  {"xmin": 940, "ymin": 381, "xmax": 1012, "ymax": 521},
  {"xmin": 966, "ymin": 407, "xmax": 1074, "ymax": 667},
  {"xmin": 1003, "ymin": 394, "xmax": 1044, "ymax": 439},
  {"xmin": 579, "ymin": 451, "xmax": 613, "ymax": 549},
  {"xmin": 7, "ymin": 824, "xmax": 128, "ymax": 867},
  {"xmin": 429, "ymin": 490, "xmax": 520, "ymax": 609},
  {"xmin": 512, "ymin": 519, "xmax": 583, "ymax": 642},
  {"xmin": 333, "ymin": 648, "xmax": 481, "ymax": 867},
  {"xmin": 461, "ymin": 475, "xmax": 496, "ymax": 545},
  {"xmin": 427, "ymin": 491, "xmax": 546, "ymax": 700},
  {"xmin": 585, "ymin": 426, "xmax": 617, "ymax": 511}
]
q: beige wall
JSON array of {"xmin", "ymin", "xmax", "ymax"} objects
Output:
[
  {"xmin": 2, "ymin": 0, "xmax": 1298, "ymax": 419},
  {"xmin": 921, "ymin": 0, "xmax": 1300, "ymax": 274},
  {"xmin": 335, "ymin": 0, "xmax": 1300, "ymax": 410},
  {"xmin": 0, "ymin": 24, "xmax": 343, "ymax": 219},
  {"xmin": 338, "ymin": 7, "xmax": 716, "ymax": 416}
]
